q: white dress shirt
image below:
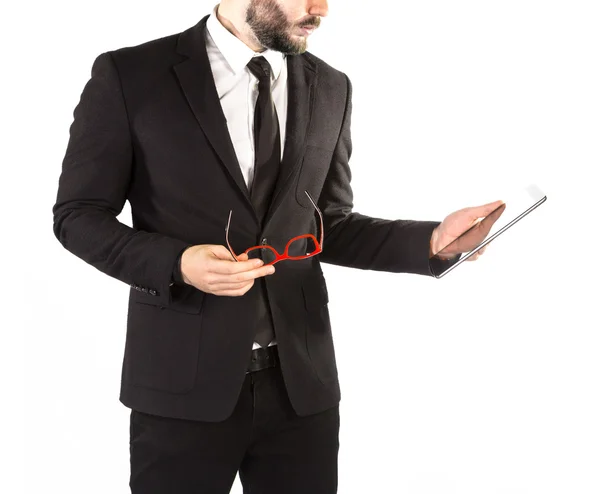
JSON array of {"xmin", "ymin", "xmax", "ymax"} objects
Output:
[
  {"xmin": 205, "ymin": 5, "xmax": 287, "ymax": 349},
  {"xmin": 205, "ymin": 5, "xmax": 287, "ymax": 188}
]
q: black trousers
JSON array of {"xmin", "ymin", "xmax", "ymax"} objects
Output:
[{"xmin": 129, "ymin": 362, "xmax": 340, "ymax": 493}]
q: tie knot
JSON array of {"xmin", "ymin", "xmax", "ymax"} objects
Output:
[{"xmin": 247, "ymin": 56, "xmax": 272, "ymax": 82}]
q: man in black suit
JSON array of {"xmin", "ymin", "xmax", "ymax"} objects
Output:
[{"xmin": 52, "ymin": 0, "xmax": 501, "ymax": 492}]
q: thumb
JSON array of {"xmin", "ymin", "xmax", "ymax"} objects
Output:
[
  {"xmin": 467, "ymin": 200, "xmax": 504, "ymax": 219},
  {"xmin": 210, "ymin": 244, "xmax": 243, "ymax": 261}
]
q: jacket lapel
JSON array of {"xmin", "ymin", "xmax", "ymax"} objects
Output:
[
  {"xmin": 263, "ymin": 54, "xmax": 317, "ymax": 229},
  {"xmin": 173, "ymin": 16, "xmax": 317, "ymax": 231},
  {"xmin": 174, "ymin": 16, "xmax": 253, "ymax": 209}
]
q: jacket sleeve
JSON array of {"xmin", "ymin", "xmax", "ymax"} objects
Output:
[
  {"xmin": 318, "ymin": 73, "xmax": 442, "ymax": 276},
  {"xmin": 52, "ymin": 52, "xmax": 190, "ymax": 306}
]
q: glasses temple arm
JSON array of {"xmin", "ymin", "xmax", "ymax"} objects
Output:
[
  {"xmin": 304, "ymin": 191, "xmax": 324, "ymax": 249},
  {"xmin": 225, "ymin": 210, "xmax": 239, "ymax": 262}
]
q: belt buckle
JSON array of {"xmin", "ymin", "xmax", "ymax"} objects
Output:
[{"xmin": 245, "ymin": 345, "xmax": 277, "ymax": 374}]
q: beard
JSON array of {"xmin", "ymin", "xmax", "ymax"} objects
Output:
[{"xmin": 246, "ymin": 0, "xmax": 320, "ymax": 55}]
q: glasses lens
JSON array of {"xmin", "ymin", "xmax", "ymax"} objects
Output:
[
  {"xmin": 287, "ymin": 236, "xmax": 318, "ymax": 259},
  {"xmin": 247, "ymin": 246, "xmax": 277, "ymax": 264}
]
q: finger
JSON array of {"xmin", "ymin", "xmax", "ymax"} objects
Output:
[
  {"xmin": 467, "ymin": 253, "xmax": 479, "ymax": 261},
  {"xmin": 209, "ymin": 256, "xmax": 267, "ymax": 275},
  {"xmin": 211, "ymin": 244, "xmax": 243, "ymax": 261},
  {"xmin": 210, "ymin": 282, "xmax": 254, "ymax": 297},
  {"xmin": 473, "ymin": 245, "xmax": 487, "ymax": 257},
  {"xmin": 207, "ymin": 280, "xmax": 254, "ymax": 291},
  {"xmin": 210, "ymin": 245, "xmax": 254, "ymax": 263},
  {"xmin": 467, "ymin": 200, "xmax": 504, "ymax": 219},
  {"xmin": 215, "ymin": 285, "xmax": 255, "ymax": 297},
  {"xmin": 469, "ymin": 245, "xmax": 489, "ymax": 260},
  {"xmin": 210, "ymin": 245, "xmax": 255, "ymax": 266},
  {"xmin": 208, "ymin": 245, "xmax": 275, "ymax": 275},
  {"xmin": 211, "ymin": 264, "xmax": 276, "ymax": 282}
]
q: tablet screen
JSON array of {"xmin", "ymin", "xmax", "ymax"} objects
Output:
[{"xmin": 430, "ymin": 184, "xmax": 547, "ymax": 278}]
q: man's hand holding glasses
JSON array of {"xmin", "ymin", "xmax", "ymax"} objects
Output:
[
  {"xmin": 178, "ymin": 191, "xmax": 323, "ymax": 297},
  {"xmin": 178, "ymin": 246, "xmax": 276, "ymax": 297}
]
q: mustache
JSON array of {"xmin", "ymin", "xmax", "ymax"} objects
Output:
[{"xmin": 297, "ymin": 17, "xmax": 321, "ymax": 28}]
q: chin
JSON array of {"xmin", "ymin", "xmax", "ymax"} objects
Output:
[
  {"xmin": 283, "ymin": 37, "xmax": 308, "ymax": 55},
  {"xmin": 258, "ymin": 30, "xmax": 308, "ymax": 55},
  {"xmin": 291, "ymin": 43, "xmax": 308, "ymax": 55}
]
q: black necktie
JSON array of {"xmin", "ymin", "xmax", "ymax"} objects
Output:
[
  {"xmin": 247, "ymin": 56, "xmax": 280, "ymax": 348},
  {"xmin": 247, "ymin": 56, "xmax": 281, "ymax": 226}
]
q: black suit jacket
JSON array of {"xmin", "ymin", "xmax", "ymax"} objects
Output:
[{"xmin": 53, "ymin": 15, "xmax": 445, "ymax": 421}]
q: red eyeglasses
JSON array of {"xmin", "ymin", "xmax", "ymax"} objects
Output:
[{"xmin": 226, "ymin": 191, "xmax": 324, "ymax": 266}]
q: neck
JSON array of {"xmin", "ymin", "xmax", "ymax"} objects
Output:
[{"xmin": 216, "ymin": 1, "xmax": 264, "ymax": 53}]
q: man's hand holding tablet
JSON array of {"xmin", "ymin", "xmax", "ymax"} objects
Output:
[{"xmin": 428, "ymin": 185, "xmax": 546, "ymax": 278}]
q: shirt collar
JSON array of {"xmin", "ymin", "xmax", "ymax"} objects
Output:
[{"xmin": 206, "ymin": 4, "xmax": 286, "ymax": 80}]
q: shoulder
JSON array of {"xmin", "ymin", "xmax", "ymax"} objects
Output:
[
  {"xmin": 299, "ymin": 51, "xmax": 351, "ymax": 106},
  {"xmin": 106, "ymin": 31, "xmax": 183, "ymax": 74},
  {"xmin": 86, "ymin": 28, "xmax": 190, "ymax": 93},
  {"xmin": 300, "ymin": 51, "xmax": 351, "ymax": 100},
  {"xmin": 302, "ymin": 51, "xmax": 349, "ymax": 84}
]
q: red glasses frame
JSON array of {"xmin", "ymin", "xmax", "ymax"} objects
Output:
[{"xmin": 226, "ymin": 191, "xmax": 324, "ymax": 266}]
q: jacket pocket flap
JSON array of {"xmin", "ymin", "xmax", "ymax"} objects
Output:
[{"xmin": 301, "ymin": 274, "xmax": 329, "ymax": 311}]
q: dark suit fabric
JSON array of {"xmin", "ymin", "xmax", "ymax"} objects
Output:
[{"xmin": 53, "ymin": 16, "xmax": 441, "ymax": 422}]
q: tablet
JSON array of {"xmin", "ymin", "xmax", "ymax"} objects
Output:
[{"xmin": 430, "ymin": 184, "xmax": 547, "ymax": 278}]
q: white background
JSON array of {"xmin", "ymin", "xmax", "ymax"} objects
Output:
[{"xmin": 4, "ymin": 0, "xmax": 599, "ymax": 493}]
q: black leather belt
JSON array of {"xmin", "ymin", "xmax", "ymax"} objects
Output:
[{"xmin": 246, "ymin": 344, "xmax": 279, "ymax": 374}]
